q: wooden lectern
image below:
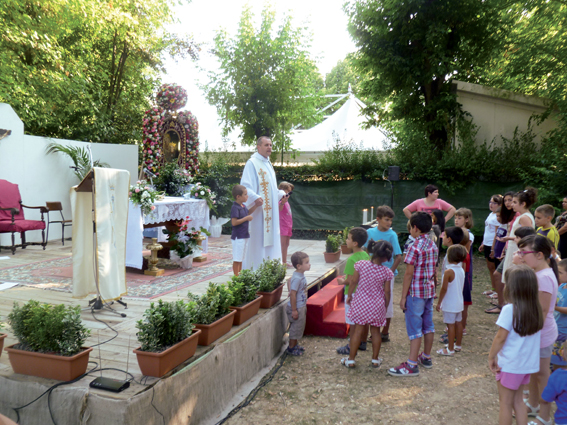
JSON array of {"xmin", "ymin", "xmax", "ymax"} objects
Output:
[{"xmin": 71, "ymin": 168, "xmax": 130, "ymax": 309}]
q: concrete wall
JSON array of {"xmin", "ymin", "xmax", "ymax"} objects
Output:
[
  {"xmin": 0, "ymin": 104, "xmax": 138, "ymax": 246},
  {"xmin": 454, "ymin": 80, "xmax": 559, "ymax": 147},
  {"xmin": 0, "ymin": 301, "xmax": 289, "ymax": 425}
]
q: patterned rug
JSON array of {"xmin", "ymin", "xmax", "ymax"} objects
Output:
[{"xmin": 0, "ymin": 246, "xmax": 233, "ymax": 299}]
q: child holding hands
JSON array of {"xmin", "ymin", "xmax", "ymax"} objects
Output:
[
  {"xmin": 488, "ymin": 265, "xmax": 543, "ymax": 425},
  {"xmin": 341, "ymin": 240, "xmax": 394, "ymax": 369},
  {"xmin": 436, "ymin": 244, "xmax": 468, "ymax": 356},
  {"xmin": 230, "ymin": 185, "xmax": 259, "ymax": 276}
]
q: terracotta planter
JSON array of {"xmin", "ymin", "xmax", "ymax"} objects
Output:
[
  {"xmin": 257, "ymin": 284, "xmax": 284, "ymax": 309},
  {"xmin": 229, "ymin": 295, "xmax": 264, "ymax": 326},
  {"xmin": 0, "ymin": 334, "xmax": 6, "ymax": 358},
  {"xmin": 194, "ymin": 310, "xmax": 237, "ymax": 346},
  {"xmin": 5, "ymin": 345, "xmax": 93, "ymax": 381},
  {"xmin": 324, "ymin": 250, "xmax": 341, "ymax": 263},
  {"xmin": 340, "ymin": 244, "xmax": 353, "ymax": 254},
  {"xmin": 133, "ymin": 329, "xmax": 201, "ymax": 377}
]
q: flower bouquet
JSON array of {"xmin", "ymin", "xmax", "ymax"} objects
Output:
[
  {"xmin": 129, "ymin": 180, "xmax": 159, "ymax": 215},
  {"xmin": 163, "ymin": 216, "xmax": 211, "ymax": 268},
  {"xmin": 154, "ymin": 164, "xmax": 193, "ymax": 197},
  {"xmin": 190, "ymin": 182, "xmax": 217, "ymax": 212}
]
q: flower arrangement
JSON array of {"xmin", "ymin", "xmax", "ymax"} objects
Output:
[
  {"xmin": 154, "ymin": 163, "xmax": 193, "ymax": 196},
  {"xmin": 141, "ymin": 106, "xmax": 166, "ymax": 175},
  {"xmin": 129, "ymin": 180, "xmax": 159, "ymax": 215},
  {"xmin": 177, "ymin": 110, "xmax": 199, "ymax": 174},
  {"xmin": 163, "ymin": 216, "xmax": 211, "ymax": 259},
  {"xmin": 156, "ymin": 84, "xmax": 188, "ymax": 111},
  {"xmin": 190, "ymin": 182, "xmax": 217, "ymax": 212}
]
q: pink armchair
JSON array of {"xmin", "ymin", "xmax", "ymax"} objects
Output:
[{"xmin": 0, "ymin": 179, "xmax": 47, "ymax": 254}]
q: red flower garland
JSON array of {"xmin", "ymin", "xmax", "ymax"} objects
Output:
[
  {"xmin": 177, "ymin": 110, "xmax": 199, "ymax": 174},
  {"xmin": 141, "ymin": 106, "xmax": 166, "ymax": 175}
]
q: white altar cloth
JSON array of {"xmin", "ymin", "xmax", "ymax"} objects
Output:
[{"xmin": 125, "ymin": 197, "xmax": 210, "ymax": 269}]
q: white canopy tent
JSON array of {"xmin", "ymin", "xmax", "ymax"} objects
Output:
[{"xmin": 291, "ymin": 90, "xmax": 388, "ymax": 151}]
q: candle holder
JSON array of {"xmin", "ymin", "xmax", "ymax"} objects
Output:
[
  {"xmin": 144, "ymin": 238, "xmax": 164, "ymax": 276},
  {"xmin": 362, "ymin": 209, "xmax": 368, "ymax": 224},
  {"xmin": 193, "ymin": 235, "xmax": 208, "ymax": 263}
]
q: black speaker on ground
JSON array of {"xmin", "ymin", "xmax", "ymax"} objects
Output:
[{"xmin": 388, "ymin": 166, "xmax": 400, "ymax": 181}]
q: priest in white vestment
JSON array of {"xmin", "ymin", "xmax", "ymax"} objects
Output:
[{"xmin": 240, "ymin": 137, "xmax": 285, "ymax": 271}]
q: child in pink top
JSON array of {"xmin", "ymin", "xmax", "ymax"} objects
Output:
[{"xmin": 279, "ymin": 181, "xmax": 294, "ymax": 267}]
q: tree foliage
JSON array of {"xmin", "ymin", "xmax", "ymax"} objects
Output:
[
  {"xmin": 203, "ymin": 6, "xmax": 323, "ymax": 154},
  {"xmin": 345, "ymin": 0, "xmax": 505, "ymax": 155},
  {"xmin": 0, "ymin": 0, "xmax": 198, "ymax": 144}
]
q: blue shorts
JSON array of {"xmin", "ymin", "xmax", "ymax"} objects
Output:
[{"xmin": 404, "ymin": 295, "xmax": 435, "ymax": 340}]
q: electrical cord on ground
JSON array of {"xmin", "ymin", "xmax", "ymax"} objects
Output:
[
  {"xmin": 88, "ymin": 306, "xmax": 119, "ymax": 348},
  {"xmin": 214, "ymin": 350, "xmax": 289, "ymax": 425}
]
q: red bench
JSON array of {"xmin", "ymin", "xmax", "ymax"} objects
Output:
[{"xmin": 304, "ymin": 278, "xmax": 349, "ymax": 338}]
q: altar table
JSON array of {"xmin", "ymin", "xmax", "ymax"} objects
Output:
[{"xmin": 125, "ymin": 197, "xmax": 210, "ymax": 269}]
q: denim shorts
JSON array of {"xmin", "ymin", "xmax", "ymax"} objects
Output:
[{"xmin": 404, "ymin": 295, "xmax": 435, "ymax": 340}]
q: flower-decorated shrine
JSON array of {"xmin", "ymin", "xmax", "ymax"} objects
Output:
[{"xmin": 141, "ymin": 84, "xmax": 199, "ymax": 176}]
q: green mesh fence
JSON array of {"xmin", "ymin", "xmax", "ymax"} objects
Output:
[{"xmin": 286, "ymin": 180, "xmax": 522, "ymax": 238}]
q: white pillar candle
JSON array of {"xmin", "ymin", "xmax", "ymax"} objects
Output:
[
  {"xmin": 370, "ymin": 206, "xmax": 374, "ymax": 219},
  {"xmin": 362, "ymin": 209, "xmax": 368, "ymax": 224}
]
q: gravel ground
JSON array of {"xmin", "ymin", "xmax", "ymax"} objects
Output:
[{"xmin": 224, "ymin": 256, "xmax": 510, "ymax": 425}]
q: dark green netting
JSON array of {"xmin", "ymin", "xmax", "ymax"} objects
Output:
[{"xmin": 287, "ymin": 180, "xmax": 522, "ymax": 236}]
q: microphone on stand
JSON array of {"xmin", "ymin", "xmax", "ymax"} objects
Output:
[{"xmin": 143, "ymin": 168, "xmax": 156, "ymax": 186}]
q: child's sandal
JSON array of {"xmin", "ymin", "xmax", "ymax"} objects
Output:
[
  {"xmin": 341, "ymin": 357, "xmax": 356, "ymax": 368},
  {"xmin": 528, "ymin": 415, "xmax": 552, "ymax": 425},
  {"xmin": 452, "ymin": 345, "xmax": 462, "ymax": 352},
  {"xmin": 436, "ymin": 347, "xmax": 454, "ymax": 356},
  {"xmin": 371, "ymin": 358, "xmax": 383, "ymax": 368},
  {"xmin": 524, "ymin": 400, "xmax": 540, "ymax": 417}
]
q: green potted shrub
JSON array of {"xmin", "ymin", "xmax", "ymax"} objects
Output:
[
  {"xmin": 6, "ymin": 300, "xmax": 92, "ymax": 381},
  {"xmin": 0, "ymin": 316, "xmax": 6, "ymax": 357},
  {"xmin": 187, "ymin": 283, "xmax": 236, "ymax": 346},
  {"xmin": 227, "ymin": 269, "xmax": 263, "ymax": 325},
  {"xmin": 340, "ymin": 226, "xmax": 353, "ymax": 254},
  {"xmin": 133, "ymin": 300, "xmax": 201, "ymax": 377},
  {"xmin": 256, "ymin": 258, "xmax": 287, "ymax": 309},
  {"xmin": 324, "ymin": 234, "xmax": 341, "ymax": 263}
]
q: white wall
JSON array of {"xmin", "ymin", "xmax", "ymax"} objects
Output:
[
  {"xmin": 0, "ymin": 104, "xmax": 138, "ymax": 246},
  {"xmin": 454, "ymin": 80, "xmax": 559, "ymax": 147}
]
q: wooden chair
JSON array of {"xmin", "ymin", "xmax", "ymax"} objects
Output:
[
  {"xmin": 0, "ymin": 179, "xmax": 47, "ymax": 255},
  {"xmin": 46, "ymin": 202, "xmax": 73, "ymax": 245}
]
